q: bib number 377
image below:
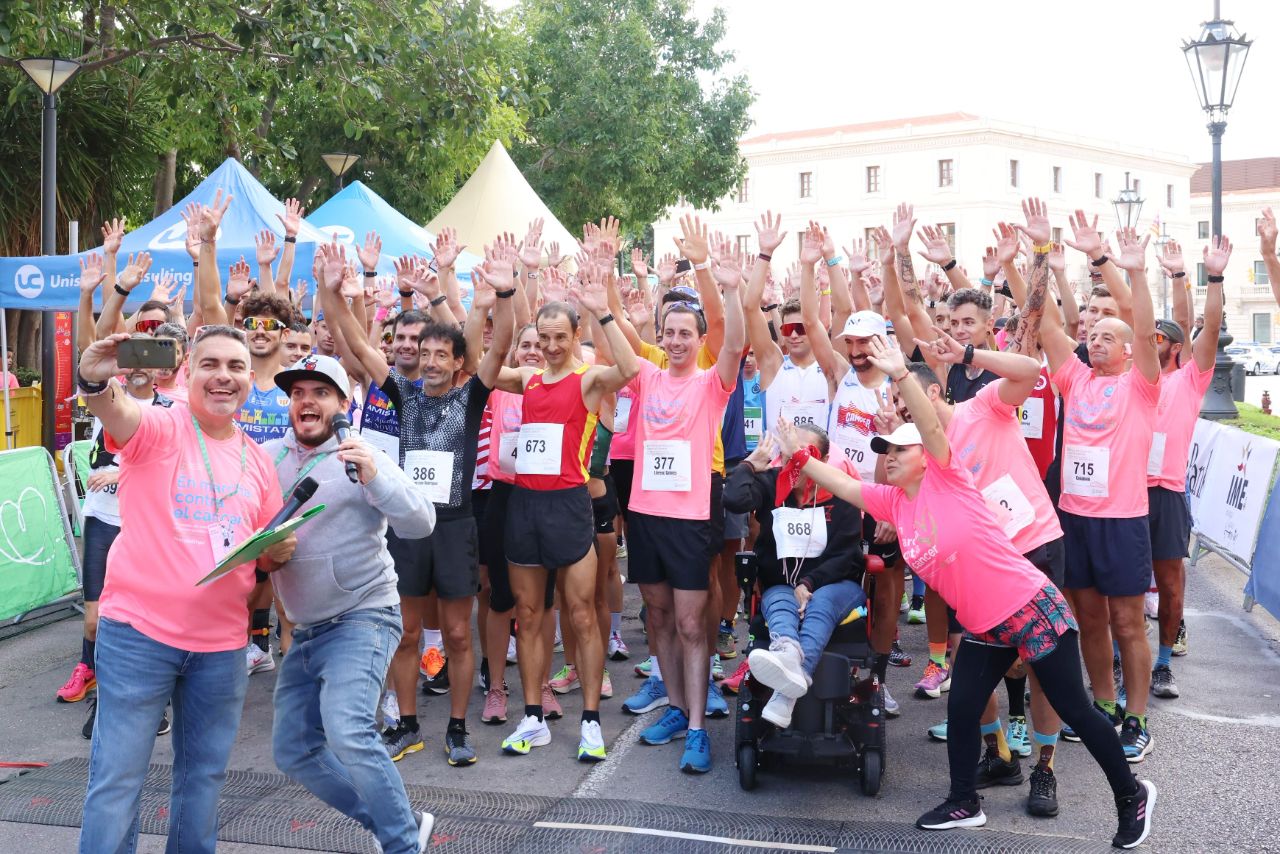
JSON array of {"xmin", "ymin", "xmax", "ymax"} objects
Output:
[{"xmin": 641, "ymin": 440, "xmax": 692, "ymax": 492}]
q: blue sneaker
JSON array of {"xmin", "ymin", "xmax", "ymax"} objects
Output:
[
  {"xmin": 640, "ymin": 707, "xmax": 689, "ymax": 745},
  {"xmin": 622, "ymin": 676, "xmax": 669, "ymax": 715},
  {"xmin": 679, "ymin": 728, "xmax": 712, "ymax": 774},
  {"xmin": 706, "ymin": 679, "xmax": 729, "ymax": 719}
]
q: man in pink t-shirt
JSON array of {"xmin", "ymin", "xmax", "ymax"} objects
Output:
[
  {"xmin": 74, "ymin": 325, "xmax": 294, "ymax": 854},
  {"xmin": 1042, "ymin": 220, "xmax": 1162, "ymax": 764},
  {"xmin": 1145, "ymin": 237, "xmax": 1230, "ymax": 700}
]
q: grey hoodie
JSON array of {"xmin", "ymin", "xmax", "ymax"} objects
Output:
[{"xmin": 264, "ymin": 429, "xmax": 434, "ymax": 627}]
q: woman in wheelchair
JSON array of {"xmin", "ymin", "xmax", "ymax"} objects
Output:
[
  {"xmin": 770, "ymin": 338, "xmax": 1155, "ymax": 850},
  {"xmin": 722, "ymin": 423, "xmax": 866, "ymax": 730}
]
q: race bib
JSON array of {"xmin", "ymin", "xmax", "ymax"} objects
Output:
[
  {"xmin": 1146, "ymin": 432, "xmax": 1167, "ymax": 478},
  {"xmin": 361, "ymin": 427, "xmax": 399, "ymax": 460},
  {"xmin": 833, "ymin": 427, "xmax": 876, "ymax": 481},
  {"xmin": 208, "ymin": 520, "xmax": 237, "ymax": 568},
  {"xmin": 405, "ymin": 450, "xmax": 453, "ymax": 504},
  {"xmin": 515, "ymin": 423, "xmax": 563, "ymax": 476},
  {"xmin": 981, "ymin": 474, "xmax": 1036, "ymax": 539},
  {"xmin": 1018, "ymin": 397, "xmax": 1044, "ymax": 440},
  {"xmin": 614, "ymin": 397, "xmax": 633, "ymax": 434},
  {"xmin": 743, "ymin": 406, "xmax": 762, "ymax": 446},
  {"xmin": 641, "ymin": 440, "xmax": 692, "ymax": 492},
  {"xmin": 780, "ymin": 402, "xmax": 827, "ymax": 428},
  {"xmin": 772, "ymin": 506, "xmax": 828, "ymax": 559},
  {"xmin": 498, "ymin": 431, "xmax": 518, "ymax": 475},
  {"xmin": 1062, "ymin": 445, "xmax": 1109, "ymax": 498}
]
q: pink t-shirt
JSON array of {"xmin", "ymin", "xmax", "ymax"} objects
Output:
[
  {"xmin": 860, "ymin": 450, "xmax": 1049, "ymax": 632},
  {"xmin": 1051, "ymin": 357, "xmax": 1160, "ymax": 519},
  {"xmin": 627, "ymin": 359, "xmax": 733, "ymax": 520},
  {"xmin": 487, "ymin": 389, "xmax": 523, "ymax": 485},
  {"xmin": 1148, "ymin": 359, "xmax": 1213, "ymax": 492},
  {"xmin": 100, "ymin": 405, "xmax": 282, "ymax": 652},
  {"xmin": 6, "ymin": 372, "xmax": 16, "ymax": 390},
  {"xmin": 948, "ymin": 383, "xmax": 1063, "ymax": 554},
  {"xmin": 155, "ymin": 381, "xmax": 188, "ymax": 404},
  {"xmin": 609, "ymin": 385, "xmax": 639, "ymax": 461}
]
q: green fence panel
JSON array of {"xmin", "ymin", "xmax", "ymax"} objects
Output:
[{"xmin": 0, "ymin": 447, "xmax": 82, "ymax": 622}]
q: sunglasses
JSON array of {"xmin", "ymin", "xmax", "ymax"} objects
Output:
[
  {"xmin": 1154, "ymin": 333, "xmax": 1168, "ymax": 344},
  {"xmin": 781, "ymin": 322, "xmax": 806, "ymax": 338},
  {"xmin": 243, "ymin": 317, "xmax": 284, "ymax": 332},
  {"xmin": 134, "ymin": 319, "xmax": 163, "ymax": 334}
]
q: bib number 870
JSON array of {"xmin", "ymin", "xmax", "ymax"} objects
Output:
[
  {"xmin": 412, "ymin": 466, "xmax": 437, "ymax": 482},
  {"xmin": 652, "ymin": 456, "xmax": 675, "ymax": 471},
  {"xmin": 785, "ymin": 521, "xmax": 812, "ymax": 536},
  {"xmin": 843, "ymin": 447, "xmax": 864, "ymax": 463}
]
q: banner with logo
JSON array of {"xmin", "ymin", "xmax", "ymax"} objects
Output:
[
  {"xmin": 0, "ymin": 446, "xmax": 81, "ymax": 621},
  {"xmin": 54, "ymin": 311, "xmax": 73, "ymax": 449},
  {"xmin": 1185, "ymin": 418, "xmax": 1280, "ymax": 565},
  {"xmin": 1244, "ymin": 489, "xmax": 1280, "ymax": 618}
]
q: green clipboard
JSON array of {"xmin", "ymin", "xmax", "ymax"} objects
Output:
[{"xmin": 195, "ymin": 504, "xmax": 327, "ymax": 586}]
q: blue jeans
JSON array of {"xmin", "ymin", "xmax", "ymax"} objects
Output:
[
  {"xmin": 761, "ymin": 581, "xmax": 865, "ymax": 677},
  {"xmin": 272, "ymin": 606, "xmax": 419, "ymax": 854},
  {"xmin": 81, "ymin": 617, "xmax": 248, "ymax": 854}
]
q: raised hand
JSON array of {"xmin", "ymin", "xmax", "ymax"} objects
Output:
[
  {"xmin": 657, "ymin": 253, "xmax": 677, "ymax": 287},
  {"xmin": 713, "ymin": 242, "xmax": 745, "ymax": 289},
  {"xmin": 340, "ymin": 262, "xmax": 362, "ymax": 300},
  {"xmin": 408, "ymin": 257, "xmax": 441, "ymax": 299},
  {"xmin": 866, "ymin": 274, "xmax": 885, "ymax": 306},
  {"xmin": 357, "ymin": 231, "xmax": 383, "ymax": 271},
  {"xmin": 1017, "ymin": 197, "xmax": 1051, "ymax": 245},
  {"xmin": 914, "ymin": 326, "xmax": 967, "ymax": 364},
  {"xmin": 472, "ymin": 238, "xmax": 517, "ymax": 297},
  {"xmin": 1113, "ymin": 227, "xmax": 1149, "ymax": 272},
  {"xmin": 519, "ymin": 218, "xmax": 545, "ymax": 269},
  {"xmin": 546, "ymin": 241, "xmax": 564, "ymax": 269},
  {"xmin": 623, "ymin": 286, "xmax": 649, "ymax": 323},
  {"xmin": 374, "ymin": 277, "xmax": 399, "ymax": 309},
  {"xmin": 866, "ymin": 334, "xmax": 906, "ymax": 378},
  {"xmin": 745, "ymin": 434, "xmax": 777, "ymax": 473},
  {"xmin": 542, "ymin": 266, "xmax": 569, "ymax": 303},
  {"xmin": 292, "ymin": 280, "xmax": 308, "ymax": 307},
  {"xmin": 815, "ymin": 221, "xmax": 837, "ymax": 260},
  {"xmin": 799, "ymin": 224, "xmax": 823, "ymax": 267},
  {"xmin": 320, "ymin": 242, "xmax": 348, "ymax": 293},
  {"xmin": 180, "ymin": 204, "xmax": 202, "ymax": 261},
  {"xmin": 870, "ymin": 226, "xmax": 895, "ymax": 263},
  {"xmin": 432, "ymin": 227, "xmax": 464, "ymax": 270},
  {"xmin": 773, "ymin": 416, "xmax": 802, "ymax": 458},
  {"xmin": 276, "ymin": 198, "xmax": 304, "ymax": 238},
  {"xmin": 891, "ymin": 203, "xmax": 916, "ymax": 253},
  {"xmin": 1158, "ymin": 239, "xmax": 1185, "ymax": 276},
  {"xmin": 1203, "ymin": 235, "xmax": 1232, "ymax": 278},
  {"xmin": 916, "ymin": 224, "xmax": 954, "ymax": 265},
  {"xmin": 197, "ymin": 190, "xmax": 232, "ymax": 242},
  {"xmin": 598, "ymin": 216, "xmax": 621, "ymax": 257},
  {"xmin": 754, "ymin": 210, "xmax": 787, "ymax": 256},
  {"xmin": 101, "ymin": 218, "xmax": 126, "ymax": 256},
  {"xmin": 226, "ymin": 256, "xmax": 253, "ymax": 300},
  {"xmin": 578, "ymin": 266, "xmax": 609, "ymax": 317},
  {"xmin": 845, "ymin": 239, "xmax": 871, "ymax": 276},
  {"xmin": 993, "ymin": 222, "xmax": 1020, "ymax": 266},
  {"xmin": 118, "ymin": 252, "xmax": 153, "ymax": 292},
  {"xmin": 79, "ymin": 253, "xmax": 105, "ymax": 292},
  {"xmin": 630, "ymin": 247, "xmax": 650, "ymax": 281},
  {"xmin": 1047, "ymin": 242, "xmax": 1066, "ymax": 274},
  {"xmin": 255, "ymin": 230, "xmax": 279, "ymax": 266},
  {"xmin": 1063, "ymin": 210, "xmax": 1103, "ymax": 258},
  {"xmin": 674, "ymin": 214, "xmax": 710, "ymax": 264},
  {"xmin": 1260, "ymin": 206, "xmax": 1278, "ymax": 254},
  {"xmin": 169, "ymin": 285, "xmax": 187, "ymax": 311},
  {"xmin": 149, "ymin": 271, "xmax": 177, "ymax": 304},
  {"xmin": 982, "ymin": 247, "xmax": 1000, "ymax": 280}
]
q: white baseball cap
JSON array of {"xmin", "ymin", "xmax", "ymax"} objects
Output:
[
  {"xmin": 838, "ymin": 310, "xmax": 888, "ymax": 341},
  {"xmin": 275, "ymin": 353, "xmax": 352, "ymax": 399},
  {"xmin": 870, "ymin": 423, "xmax": 923, "ymax": 454}
]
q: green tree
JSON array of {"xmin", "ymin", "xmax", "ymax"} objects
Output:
[{"xmin": 511, "ymin": 0, "xmax": 752, "ymax": 234}]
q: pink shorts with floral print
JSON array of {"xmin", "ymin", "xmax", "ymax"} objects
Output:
[{"xmin": 966, "ymin": 583, "xmax": 1078, "ymax": 663}]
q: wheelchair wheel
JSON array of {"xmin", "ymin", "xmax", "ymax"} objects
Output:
[
  {"xmin": 860, "ymin": 748, "xmax": 883, "ymax": 796},
  {"xmin": 737, "ymin": 743, "xmax": 759, "ymax": 791}
]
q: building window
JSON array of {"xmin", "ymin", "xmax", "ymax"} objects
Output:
[
  {"xmin": 736, "ymin": 235, "xmax": 751, "ymax": 255},
  {"xmin": 1198, "ymin": 221, "xmax": 1210, "ymax": 239},
  {"xmin": 937, "ymin": 222, "xmax": 957, "ymax": 254},
  {"xmin": 938, "ymin": 159, "xmax": 954, "ymax": 188},
  {"xmin": 1051, "ymin": 227, "xmax": 1063, "ymax": 245},
  {"xmin": 1256, "ymin": 260, "xmax": 1271, "ymax": 285},
  {"xmin": 1253, "ymin": 313, "xmax": 1272, "ymax": 344},
  {"xmin": 799, "ymin": 172, "xmax": 812, "ymax": 198},
  {"xmin": 866, "ymin": 165, "xmax": 880, "ymax": 193},
  {"xmin": 1094, "ymin": 173, "xmax": 1103, "ymax": 198},
  {"xmin": 1052, "ymin": 166, "xmax": 1062, "ymax": 193},
  {"xmin": 1166, "ymin": 184, "xmax": 1174, "ymax": 208},
  {"xmin": 736, "ymin": 178, "xmax": 750, "ymax": 204},
  {"xmin": 1197, "ymin": 262, "xmax": 1207, "ymax": 286},
  {"xmin": 1009, "ymin": 159, "xmax": 1019, "ymax": 188}
]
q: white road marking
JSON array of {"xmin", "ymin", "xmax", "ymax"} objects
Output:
[
  {"xmin": 532, "ymin": 821, "xmax": 838, "ymax": 852},
  {"xmin": 1160, "ymin": 706, "xmax": 1280, "ymax": 728}
]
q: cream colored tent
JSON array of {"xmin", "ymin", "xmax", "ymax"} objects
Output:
[{"xmin": 428, "ymin": 140, "xmax": 579, "ymax": 264}]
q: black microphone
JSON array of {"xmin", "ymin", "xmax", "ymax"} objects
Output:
[
  {"xmin": 262, "ymin": 476, "xmax": 319, "ymax": 533},
  {"xmin": 331, "ymin": 412, "xmax": 360, "ymax": 483}
]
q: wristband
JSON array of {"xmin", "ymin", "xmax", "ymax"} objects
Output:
[
  {"xmin": 758, "ymin": 252, "xmax": 772, "ymax": 262},
  {"xmin": 693, "ymin": 260, "xmax": 711, "ymax": 271},
  {"xmin": 826, "ymin": 255, "xmax": 843, "ymax": 268},
  {"xmin": 1171, "ymin": 271, "xmax": 1187, "ymax": 279},
  {"xmin": 892, "ymin": 371, "xmax": 909, "ymax": 383},
  {"xmin": 941, "ymin": 258, "xmax": 957, "ymax": 271},
  {"xmin": 1207, "ymin": 275, "xmax": 1225, "ymax": 283},
  {"xmin": 962, "ymin": 344, "xmax": 976, "ymax": 366},
  {"xmin": 1032, "ymin": 242, "xmax": 1053, "ymax": 255},
  {"xmin": 429, "ymin": 295, "xmax": 448, "ymax": 307},
  {"xmin": 76, "ymin": 370, "xmax": 110, "ymax": 396},
  {"xmin": 598, "ymin": 313, "xmax": 615, "ymax": 326},
  {"xmin": 225, "ymin": 295, "xmax": 240, "ymax": 306},
  {"xmin": 527, "ymin": 271, "xmax": 539, "ymax": 280},
  {"xmin": 364, "ymin": 271, "xmax": 376, "ymax": 278},
  {"xmin": 113, "ymin": 283, "xmax": 130, "ymax": 297},
  {"xmin": 283, "ymin": 236, "xmax": 297, "ymax": 244},
  {"xmin": 495, "ymin": 288, "xmax": 517, "ymax": 299},
  {"xmin": 398, "ymin": 289, "xmax": 413, "ymax": 297},
  {"xmin": 1090, "ymin": 254, "xmax": 1110, "ymax": 267},
  {"xmin": 191, "ymin": 261, "xmax": 199, "ymax": 268},
  {"xmin": 762, "ymin": 303, "xmax": 780, "ymax": 313},
  {"xmin": 821, "ymin": 289, "xmax": 832, "ymax": 296},
  {"xmin": 979, "ymin": 278, "xmax": 994, "ymax": 287}
]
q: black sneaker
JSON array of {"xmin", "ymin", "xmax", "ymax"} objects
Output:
[
  {"xmin": 479, "ymin": 658, "xmax": 491, "ymax": 694},
  {"xmin": 916, "ymin": 795, "xmax": 986, "ymax": 830},
  {"xmin": 1113, "ymin": 778, "xmax": 1156, "ymax": 849},
  {"xmin": 1172, "ymin": 620, "xmax": 1188, "ymax": 657},
  {"xmin": 423, "ymin": 660, "xmax": 450, "ymax": 695},
  {"xmin": 444, "ymin": 728, "xmax": 477, "ymax": 766},
  {"xmin": 1120, "ymin": 716, "xmax": 1153, "ymax": 763},
  {"xmin": 974, "ymin": 752, "xmax": 1023, "ymax": 788},
  {"xmin": 1062, "ymin": 700, "xmax": 1123, "ymax": 743},
  {"xmin": 157, "ymin": 708, "xmax": 171, "ymax": 736},
  {"xmin": 1150, "ymin": 664, "xmax": 1179, "ymax": 699},
  {"xmin": 1027, "ymin": 765, "xmax": 1059, "ymax": 817},
  {"xmin": 888, "ymin": 640, "xmax": 912, "ymax": 668},
  {"xmin": 82, "ymin": 695, "xmax": 97, "ymax": 740}
]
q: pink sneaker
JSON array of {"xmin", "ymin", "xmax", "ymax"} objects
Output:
[
  {"xmin": 57, "ymin": 662, "xmax": 96, "ymax": 703},
  {"xmin": 481, "ymin": 687, "xmax": 507, "ymax": 725},
  {"xmin": 914, "ymin": 661, "xmax": 952, "ymax": 699},
  {"xmin": 601, "ymin": 670, "xmax": 613, "ymax": 699},
  {"xmin": 720, "ymin": 658, "xmax": 750, "ymax": 695},
  {"xmin": 550, "ymin": 664, "xmax": 579, "ymax": 694},
  {"xmin": 541, "ymin": 683, "xmax": 564, "ymax": 719}
]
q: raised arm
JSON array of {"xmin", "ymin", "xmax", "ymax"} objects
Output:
[
  {"xmin": 77, "ymin": 253, "xmax": 105, "ymax": 354},
  {"xmin": 747, "ymin": 211, "xmax": 787, "ymax": 385},
  {"xmin": 318, "ymin": 242, "xmax": 390, "ymax": 387},
  {"xmin": 95, "ymin": 252, "xmax": 152, "ymax": 339},
  {"xmin": 716, "ymin": 248, "xmax": 747, "ymax": 391},
  {"xmin": 98, "ymin": 218, "xmax": 126, "ymax": 333},
  {"xmin": 432, "ymin": 227, "xmax": 468, "ymax": 326},
  {"xmin": 798, "ymin": 224, "xmax": 847, "ymax": 380},
  {"xmin": 1112, "ymin": 228, "xmax": 1159, "ymax": 383},
  {"xmin": 515, "ymin": 219, "xmax": 544, "ymax": 329},
  {"xmin": 890, "ymin": 204, "xmax": 937, "ymax": 345},
  {"xmin": 1159, "ymin": 239, "xmax": 1193, "ymax": 343},
  {"xmin": 821, "ymin": 226, "xmax": 853, "ymax": 325},
  {"xmin": 274, "ymin": 199, "xmax": 303, "ymax": 294},
  {"xmin": 917, "ymin": 222, "xmax": 972, "ymax": 293},
  {"xmin": 77, "ymin": 334, "xmax": 144, "ymax": 445},
  {"xmin": 842, "ymin": 240, "xmax": 873, "ymax": 315},
  {"xmin": 1063, "ymin": 210, "xmax": 1132, "ymax": 328},
  {"xmin": 255, "ymin": 230, "xmax": 279, "ymax": 294},
  {"xmin": 1047, "ymin": 242, "xmax": 1079, "ymax": 341},
  {"xmin": 193, "ymin": 192, "xmax": 232, "ymax": 325},
  {"xmin": 673, "ymin": 214, "xmax": 724, "ymax": 358},
  {"xmin": 579, "ymin": 267, "xmax": 639, "ymax": 397},
  {"xmin": 470, "ymin": 239, "xmax": 517, "ymax": 389},
  {"xmin": 872, "ymin": 337, "xmax": 949, "ymax": 465},
  {"xmin": 1260, "ymin": 207, "xmax": 1280, "ymax": 308},
  {"xmin": 1194, "ymin": 236, "xmax": 1231, "ymax": 373}
]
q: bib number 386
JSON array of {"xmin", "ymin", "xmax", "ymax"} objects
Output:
[{"xmin": 405, "ymin": 449, "xmax": 453, "ymax": 504}]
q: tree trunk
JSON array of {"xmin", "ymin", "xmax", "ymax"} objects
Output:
[
  {"xmin": 297, "ymin": 174, "xmax": 323, "ymax": 209},
  {"xmin": 99, "ymin": 4, "xmax": 116, "ymax": 55},
  {"xmin": 152, "ymin": 148, "xmax": 177, "ymax": 217},
  {"xmin": 16, "ymin": 311, "xmax": 39, "ymax": 373}
]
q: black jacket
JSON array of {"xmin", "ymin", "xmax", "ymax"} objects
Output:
[{"xmin": 723, "ymin": 462, "xmax": 864, "ymax": 593}]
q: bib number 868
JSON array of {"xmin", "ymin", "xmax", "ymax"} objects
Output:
[{"xmin": 785, "ymin": 521, "xmax": 812, "ymax": 536}]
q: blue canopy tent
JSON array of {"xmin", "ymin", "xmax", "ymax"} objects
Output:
[{"xmin": 307, "ymin": 180, "xmax": 481, "ymax": 306}]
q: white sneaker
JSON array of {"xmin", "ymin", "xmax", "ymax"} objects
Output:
[
  {"xmin": 380, "ymin": 690, "xmax": 400, "ymax": 729},
  {"xmin": 501, "ymin": 714, "xmax": 552, "ymax": 755},
  {"xmin": 506, "ymin": 636, "xmax": 518, "ymax": 664},
  {"xmin": 1144, "ymin": 591, "xmax": 1159, "ymax": 620},
  {"xmin": 747, "ymin": 638, "xmax": 807, "ymax": 698},
  {"xmin": 577, "ymin": 720, "xmax": 607, "ymax": 762},
  {"xmin": 761, "ymin": 691, "xmax": 796, "ymax": 728},
  {"xmin": 883, "ymin": 685, "xmax": 900, "ymax": 717},
  {"xmin": 415, "ymin": 811, "xmax": 434, "ymax": 853},
  {"xmin": 246, "ymin": 644, "xmax": 275, "ymax": 675}
]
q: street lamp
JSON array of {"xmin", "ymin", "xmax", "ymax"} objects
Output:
[
  {"xmin": 1183, "ymin": 2, "xmax": 1250, "ymax": 420},
  {"xmin": 19, "ymin": 56, "xmax": 81, "ymax": 456},
  {"xmin": 1113, "ymin": 172, "xmax": 1144, "ymax": 232},
  {"xmin": 322, "ymin": 153, "xmax": 360, "ymax": 190},
  {"xmin": 1153, "ymin": 222, "xmax": 1171, "ymax": 320}
]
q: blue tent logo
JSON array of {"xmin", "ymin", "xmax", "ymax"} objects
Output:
[{"xmin": 14, "ymin": 264, "xmax": 44, "ymax": 299}]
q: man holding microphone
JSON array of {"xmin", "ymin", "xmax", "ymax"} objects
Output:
[{"xmin": 265, "ymin": 354, "xmax": 437, "ymax": 853}]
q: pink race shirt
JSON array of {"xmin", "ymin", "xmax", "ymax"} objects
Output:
[
  {"xmin": 627, "ymin": 359, "xmax": 733, "ymax": 520},
  {"xmin": 860, "ymin": 450, "xmax": 1049, "ymax": 632},
  {"xmin": 1051, "ymin": 357, "xmax": 1159, "ymax": 519},
  {"xmin": 487, "ymin": 389, "xmax": 523, "ymax": 485},
  {"xmin": 1148, "ymin": 359, "xmax": 1213, "ymax": 492},
  {"xmin": 100, "ymin": 405, "xmax": 282, "ymax": 652},
  {"xmin": 609, "ymin": 385, "xmax": 639, "ymax": 461}
]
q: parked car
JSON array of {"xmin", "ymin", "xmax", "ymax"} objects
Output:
[{"xmin": 1225, "ymin": 343, "xmax": 1280, "ymax": 375}]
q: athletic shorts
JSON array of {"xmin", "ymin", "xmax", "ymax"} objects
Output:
[
  {"xmin": 861, "ymin": 513, "xmax": 902, "ymax": 564},
  {"xmin": 1060, "ymin": 511, "xmax": 1153, "ymax": 597},
  {"xmin": 611, "ymin": 458, "xmax": 634, "ymax": 516},
  {"xmin": 966, "ymin": 583, "xmax": 1078, "ymax": 663},
  {"xmin": 82, "ymin": 516, "xmax": 120, "ymax": 602},
  {"xmin": 506, "ymin": 485, "xmax": 594, "ymax": 569},
  {"xmin": 592, "ymin": 476, "xmax": 619, "ymax": 535},
  {"xmin": 387, "ymin": 516, "xmax": 480, "ymax": 600},
  {"xmin": 708, "ymin": 472, "xmax": 726, "ymax": 562},
  {"xmin": 724, "ymin": 510, "xmax": 749, "ymax": 541},
  {"xmin": 1148, "ymin": 486, "xmax": 1191, "ymax": 561},
  {"xmin": 471, "ymin": 487, "xmax": 490, "ymax": 535},
  {"xmin": 1023, "ymin": 536, "xmax": 1067, "ymax": 588},
  {"xmin": 482, "ymin": 483, "xmax": 554, "ymax": 613},
  {"xmin": 626, "ymin": 510, "xmax": 713, "ymax": 591}
]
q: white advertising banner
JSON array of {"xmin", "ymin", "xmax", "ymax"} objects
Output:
[{"xmin": 1185, "ymin": 418, "xmax": 1280, "ymax": 565}]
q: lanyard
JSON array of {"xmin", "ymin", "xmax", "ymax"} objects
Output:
[
  {"xmin": 273, "ymin": 445, "xmax": 332, "ymax": 498},
  {"xmin": 190, "ymin": 413, "xmax": 248, "ymax": 517}
]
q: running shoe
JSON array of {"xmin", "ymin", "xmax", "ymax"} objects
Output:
[
  {"xmin": 678, "ymin": 728, "xmax": 712, "ymax": 774},
  {"xmin": 927, "ymin": 718, "xmax": 948, "ymax": 742},
  {"xmin": 761, "ymin": 690, "xmax": 796, "ymax": 728},
  {"xmin": 916, "ymin": 796, "xmax": 986, "ymax": 830},
  {"xmin": 975, "ymin": 752, "xmax": 1023, "ymax": 788},
  {"xmin": 1006, "ymin": 715, "xmax": 1032, "ymax": 758},
  {"xmin": 634, "ymin": 656, "xmax": 653, "ymax": 678},
  {"xmin": 81, "ymin": 695, "xmax": 97, "ymax": 740},
  {"xmin": 623, "ymin": 675, "xmax": 669, "ymax": 714},
  {"xmin": 577, "ymin": 720, "xmax": 607, "ymax": 762},
  {"xmin": 601, "ymin": 670, "xmax": 613, "ymax": 700},
  {"xmin": 882, "ymin": 685, "xmax": 900, "ymax": 718},
  {"xmin": 706, "ymin": 679, "xmax": 730, "ymax": 718},
  {"xmin": 1062, "ymin": 701, "xmax": 1123, "ymax": 742},
  {"xmin": 907, "ymin": 596, "xmax": 926, "ymax": 625},
  {"xmin": 900, "ymin": 590, "xmax": 910, "ymax": 613},
  {"xmin": 384, "ymin": 726, "xmax": 425, "ymax": 762},
  {"xmin": 481, "ymin": 688, "xmax": 508, "ymax": 725},
  {"xmin": 478, "ymin": 658, "xmax": 491, "ymax": 693},
  {"xmin": 720, "ymin": 658, "xmax": 750, "ymax": 694},
  {"xmin": 717, "ymin": 621, "xmax": 737, "ymax": 659},
  {"xmin": 56, "ymin": 663, "xmax": 96, "ymax": 703},
  {"xmin": 445, "ymin": 728, "xmax": 477, "ymax": 766},
  {"xmin": 423, "ymin": 660, "xmax": 450, "ymax": 695},
  {"xmin": 419, "ymin": 646, "xmax": 446, "ymax": 679},
  {"xmin": 380, "ymin": 690, "xmax": 401, "ymax": 730},
  {"xmin": 914, "ymin": 662, "xmax": 951, "ymax": 699},
  {"xmin": 1172, "ymin": 620, "xmax": 1188, "ymax": 657},
  {"xmin": 553, "ymin": 630, "xmax": 564, "ymax": 654},
  {"xmin": 608, "ymin": 631, "xmax": 630, "ymax": 661},
  {"xmin": 414, "ymin": 812, "xmax": 435, "ymax": 854},
  {"xmin": 506, "ymin": 635, "xmax": 518, "ymax": 664},
  {"xmin": 640, "ymin": 706, "xmax": 689, "ymax": 745},
  {"xmin": 748, "ymin": 639, "xmax": 808, "ymax": 698},
  {"xmin": 550, "ymin": 664, "xmax": 580, "ymax": 694},
  {"xmin": 1113, "ymin": 779, "xmax": 1157, "ymax": 849},
  {"xmin": 710, "ymin": 655, "xmax": 725, "ymax": 682},
  {"xmin": 501, "ymin": 715, "xmax": 551, "ymax": 755},
  {"xmin": 1143, "ymin": 590, "xmax": 1159, "ymax": 620},
  {"xmin": 889, "ymin": 640, "xmax": 912, "ymax": 668},
  {"xmin": 246, "ymin": 643, "xmax": 275, "ymax": 675},
  {"xmin": 1027, "ymin": 766, "xmax": 1059, "ymax": 817},
  {"xmin": 1150, "ymin": 664, "xmax": 1179, "ymax": 699},
  {"xmin": 1120, "ymin": 716, "xmax": 1153, "ymax": 763},
  {"xmin": 616, "ymin": 537, "xmax": 627, "ymax": 560},
  {"xmin": 541, "ymin": 683, "xmax": 564, "ymax": 719},
  {"xmin": 156, "ymin": 708, "xmax": 171, "ymax": 736}
]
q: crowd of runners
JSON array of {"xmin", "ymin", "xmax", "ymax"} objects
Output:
[{"xmin": 58, "ymin": 192, "xmax": 1271, "ymax": 854}]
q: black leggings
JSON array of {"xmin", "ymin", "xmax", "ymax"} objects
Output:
[{"xmin": 947, "ymin": 629, "xmax": 1136, "ymax": 802}]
